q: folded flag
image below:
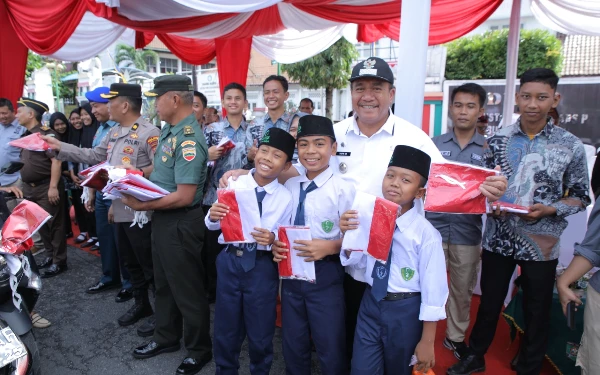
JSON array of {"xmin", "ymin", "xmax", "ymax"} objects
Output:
[
  {"xmin": 278, "ymin": 226, "xmax": 316, "ymax": 282},
  {"xmin": 491, "ymin": 200, "xmax": 529, "ymax": 214},
  {"xmin": 79, "ymin": 161, "xmax": 110, "ymax": 177},
  {"xmin": 217, "ymin": 188, "xmax": 262, "ymax": 243},
  {"xmin": 341, "ymin": 191, "xmax": 399, "ymax": 264},
  {"xmin": 81, "ymin": 165, "xmax": 142, "ymax": 190},
  {"xmin": 424, "ymin": 161, "xmax": 499, "ymax": 214},
  {"xmin": 8, "ymin": 133, "xmax": 49, "ymax": 151},
  {"xmin": 217, "ymin": 136, "xmax": 236, "ymax": 154},
  {"xmin": 1, "ymin": 200, "xmax": 51, "ymax": 255}
]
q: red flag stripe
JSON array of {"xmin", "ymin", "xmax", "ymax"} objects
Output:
[{"xmin": 217, "ymin": 190, "xmax": 245, "ymax": 242}]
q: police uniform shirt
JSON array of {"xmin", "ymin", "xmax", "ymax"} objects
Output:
[
  {"xmin": 202, "ymin": 118, "xmax": 248, "ymax": 206},
  {"xmin": 304, "ymin": 111, "xmax": 442, "ymax": 282},
  {"xmin": 0, "ymin": 118, "xmax": 26, "ymax": 185},
  {"xmin": 341, "ymin": 205, "xmax": 448, "ymax": 321},
  {"xmin": 284, "ymin": 166, "xmax": 355, "ymax": 241},
  {"xmin": 204, "ymin": 170, "xmax": 293, "ymax": 251},
  {"xmin": 57, "ymin": 117, "xmax": 159, "ymax": 222},
  {"xmin": 150, "ymin": 113, "xmax": 208, "ymax": 206},
  {"xmin": 20, "ymin": 125, "xmax": 59, "ymax": 183},
  {"xmin": 425, "ymin": 130, "xmax": 486, "ymax": 246}
]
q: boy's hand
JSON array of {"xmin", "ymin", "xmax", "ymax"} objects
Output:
[
  {"xmin": 340, "ymin": 210, "xmax": 359, "ymax": 233},
  {"xmin": 272, "ymin": 240, "xmax": 288, "ymax": 263},
  {"xmin": 294, "ymin": 239, "xmax": 334, "ymax": 262},
  {"xmin": 209, "ymin": 203, "xmax": 229, "ymax": 221},
  {"xmin": 414, "ymin": 340, "xmax": 435, "ymax": 373},
  {"xmin": 252, "ymin": 227, "xmax": 275, "ymax": 246},
  {"xmin": 489, "ymin": 204, "xmax": 508, "ymax": 219}
]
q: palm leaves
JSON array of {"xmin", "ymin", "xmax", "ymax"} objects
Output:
[{"xmin": 114, "ymin": 44, "xmax": 159, "ymax": 71}]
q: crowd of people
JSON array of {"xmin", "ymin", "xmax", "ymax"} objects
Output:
[{"xmin": 0, "ymin": 56, "xmax": 597, "ymax": 375}]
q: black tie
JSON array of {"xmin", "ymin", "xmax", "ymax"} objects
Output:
[
  {"xmin": 294, "ymin": 181, "xmax": 317, "ymax": 226},
  {"xmin": 240, "ymin": 188, "xmax": 267, "ymax": 272}
]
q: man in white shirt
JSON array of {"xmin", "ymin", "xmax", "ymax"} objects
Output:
[
  {"xmin": 0, "ymin": 98, "xmax": 26, "ymax": 209},
  {"xmin": 220, "ymin": 56, "xmax": 508, "ymax": 364}
]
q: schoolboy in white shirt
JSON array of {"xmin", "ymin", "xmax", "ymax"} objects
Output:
[
  {"xmin": 205, "ymin": 127, "xmax": 296, "ymax": 375},
  {"xmin": 340, "ymin": 145, "xmax": 448, "ymax": 375},
  {"xmin": 272, "ymin": 115, "xmax": 355, "ymax": 375}
]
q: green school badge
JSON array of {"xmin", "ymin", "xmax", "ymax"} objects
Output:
[
  {"xmin": 401, "ymin": 267, "xmax": 415, "ymax": 281},
  {"xmin": 321, "ymin": 220, "xmax": 334, "ymax": 233},
  {"xmin": 261, "ymin": 130, "xmax": 270, "ymax": 143}
]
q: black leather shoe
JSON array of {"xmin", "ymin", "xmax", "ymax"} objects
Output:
[
  {"xmin": 36, "ymin": 257, "xmax": 52, "ymax": 269},
  {"xmin": 446, "ymin": 354, "xmax": 485, "ymax": 375},
  {"xmin": 137, "ymin": 316, "xmax": 155, "ymax": 337},
  {"xmin": 115, "ymin": 288, "xmax": 133, "ymax": 303},
  {"xmin": 86, "ymin": 281, "xmax": 121, "ymax": 294},
  {"xmin": 176, "ymin": 356, "xmax": 212, "ymax": 375},
  {"xmin": 90, "ymin": 244, "xmax": 100, "ymax": 252},
  {"xmin": 132, "ymin": 341, "xmax": 180, "ymax": 359},
  {"xmin": 80, "ymin": 239, "xmax": 95, "ymax": 248},
  {"xmin": 41, "ymin": 264, "xmax": 67, "ymax": 278},
  {"xmin": 118, "ymin": 290, "xmax": 153, "ymax": 326},
  {"xmin": 443, "ymin": 337, "xmax": 469, "ymax": 360},
  {"xmin": 66, "ymin": 232, "xmax": 73, "ymax": 239}
]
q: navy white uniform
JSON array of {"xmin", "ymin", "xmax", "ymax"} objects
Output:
[
  {"xmin": 205, "ymin": 171, "xmax": 292, "ymax": 375},
  {"xmin": 341, "ymin": 205, "xmax": 448, "ymax": 375},
  {"xmin": 282, "ymin": 166, "xmax": 355, "ymax": 375}
]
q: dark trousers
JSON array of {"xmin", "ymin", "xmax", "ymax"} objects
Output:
[
  {"xmin": 116, "ymin": 222, "xmax": 153, "ymax": 291},
  {"xmin": 202, "ymin": 205, "xmax": 222, "ymax": 298},
  {"xmin": 95, "ymin": 193, "xmax": 130, "ymax": 288},
  {"xmin": 152, "ymin": 206, "xmax": 212, "ymax": 361},
  {"xmin": 63, "ymin": 190, "xmax": 72, "ymax": 235},
  {"xmin": 344, "ymin": 274, "xmax": 367, "ymax": 364},
  {"xmin": 282, "ymin": 259, "xmax": 347, "ymax": 375},
  {"xmin": 469, "ymin": 250, "xmax": 558, "ymax": 375},
  {"xmin": 71, "ymin": 188, "xmax": 94, "ymax": 235},
  {"xmin": 214, "ymin": 249, "xmax": 278, "ymax": 375},
  {"xmin": 23, "ymin": 181, "xmax": 67, "ymax": 265},
  {"xmin": 351, "ymin": 287, "xmax": 422, "ymax": 375}
]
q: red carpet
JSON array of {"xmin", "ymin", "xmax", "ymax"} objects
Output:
[
  {"xmin": 66, "ymin": 207, "xmax": 99, "ymax": 258},
  {"xmin": 432, "ymin": 295, "xmax": 556, "ymax": 375}
]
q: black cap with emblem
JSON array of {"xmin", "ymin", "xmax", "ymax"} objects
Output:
[
  {"xmin": 101, "ymin": 83, "xmax": 142, "ymax": 99},
  {"xmin": 258, "ymin": 127, "xmax": 296, "ymax": 162},
  {"xmin": 349, "ymin": 56, "xmax": 394, "ymax": 85},
  {"xmin": 389, "ymin": 145, "xmax": 431, "ymax": 180},
  {"xmin": 17, "ymin": 97, "xmax": 49, "ymax": 117},
  {"xmin": 144, "ymin": 75, "xmax": 194, "ymax": 97},
  {"xmin": 297, "ymin": 115, "xmax": 336, "ymax": 141}
]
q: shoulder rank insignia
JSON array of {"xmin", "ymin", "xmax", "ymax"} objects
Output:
[
  {"xmin": 40, "ymin": 126, "xmax": 50, "ymax": 131},
  {"xmin": 183, "ymin": 125, "xmax": 194, "ymax": 136},
  {"xmin": 132, "ymin": 123, "xmax": 139, "ymax": 132}
]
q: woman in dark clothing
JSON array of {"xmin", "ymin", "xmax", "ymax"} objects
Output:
[
  {"xmin": 49, "ymin": 112, "xmax": 73, "ymax": 238},
  {"xmin": 70, "ymin": 105, "xmax": 99, "ymax": 248}
]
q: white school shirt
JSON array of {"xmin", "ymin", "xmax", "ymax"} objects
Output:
[
  {"xmin": 296, "ymin": 112, "xmax": 443, "ymax": 281},
  {"xmin": 204, "ymin": 169, "xmax": 293, "ymax": 251},
  {"xmin": 340, "ymin": 205, "xmax": 448, "ymax": 321},
  {"xmin": 284, "ymin": 166, "xmax": 356, "ymax": 241}
]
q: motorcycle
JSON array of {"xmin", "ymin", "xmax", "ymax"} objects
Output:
[{"xmin": 0, "ymin": 162, "xmax": 43, "ymax": 375}]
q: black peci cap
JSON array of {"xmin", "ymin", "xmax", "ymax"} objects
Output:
[
  {"xmin": 258, "ymin": 127, "xmax": 296, "ymax": 161},
  {"xmin": 297, "ymin": 115, "xmax": 335, "ymax": 141},
  {"xmin": 389, "ymin": 145, "xmax": 431, "ymax": 180}
]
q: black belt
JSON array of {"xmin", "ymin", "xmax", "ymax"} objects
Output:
[
  {"xmin": 383, "ymin": 291, "xmax": 421, "ymax": 301},
  {"xmin": 156, "ymin": 203, "xmax": 201, "ymax": 214},
  {"xmin": 24, "ymin": 177, "xmax": 51, "ymax": 187},
  {"xmin": 317, "ymin": 255, "xmax": 340, "ymax": 263},
  {"xmin": 226, "ymin": 244, "xmax": 273, "ymax": 259}
]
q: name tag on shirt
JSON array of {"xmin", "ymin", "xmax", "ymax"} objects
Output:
[
  {"xmin": 440, "ymin": 151, "xmax": 451, "ymax": 157},
  {"xmin": 471, "ymin": 153, "xmax": 482, "ymax": 161},
  {"xmin": 336, "ymin": 152, "xmax": 351, "ymax": 157}
]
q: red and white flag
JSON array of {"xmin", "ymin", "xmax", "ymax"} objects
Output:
[
  {"xmin": 341, "ymin": 191, "xmax": 399, "ymax": 264},
  {"xmin": 1, "ymin": 200, "xmax": 51, "ymax": 255},
  {"xmin": 278, "ymin": 226, "xmax": 315, "ymax": 282},
  {"xmin": 424, "ymin": 161, "xmax": 499, "ymax": 214},
  {"xmin": 217, "ymin": 188, "xmax": 262, "ymax": 243},
  {"xmin": 491, "ymin": 201, "xmax": 529, "ymax": 214},
  {"xmin": 8, "ymin": 133, "xmax": 50, "ymax": 151}
]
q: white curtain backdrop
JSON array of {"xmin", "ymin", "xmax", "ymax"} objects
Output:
[{"xmin": 531, "ymin": 0, "xmax": 600, "ymax": 35}]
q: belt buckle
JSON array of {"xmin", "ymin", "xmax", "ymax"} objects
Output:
[
  {"xmin": 29, "ymin": 182, "xmax": 35, "ymax": 187},
  {"xmin": 235, "ymin": 249, "xmax": 244, "ymax": 257}
]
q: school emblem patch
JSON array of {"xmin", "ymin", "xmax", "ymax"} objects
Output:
[
  {"xmin": 375, "ymin": 265, "xmax": 388, "ymax": 280},
  {"xmin": 261, "ymin": 130, "xmax": 270, "ymax": 143},
  {"xmin": 182, "ymin": 147, "xmax": 196, "ymax": 161},
  {"xmin": 321, "ymin": 220, "xmax": 334, "ymax": 233},
  {"xmin": 401, "ymin": 267, "xmax": 415, "ymax": 281}
]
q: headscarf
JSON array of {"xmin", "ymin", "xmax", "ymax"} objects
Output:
[
  {"xmin": 49, "ymin": 112, "xmax": 70, "ymax": 142},
  {"xmin": 67, "ymin": 108, "xmax": 82, "ymax": 147},
  {"xmin": 79, "ymin": 103, "xmax": 99, "ymax": 149}
]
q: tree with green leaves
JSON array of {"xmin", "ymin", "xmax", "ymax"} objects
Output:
[
  {"xmin": 114, "ymin": 44, "xmax": 159, "ymax": 71},
  {"xmin": 445, "ymin": 29, "xmax": 563, "ymax": 80},
  {"xmin": 281, "ymin": 38, "xmax": 358, "ymax": 119},
  {"xmin": 26, "ymin": 51, "xmax": 44, "ymax": 80}
]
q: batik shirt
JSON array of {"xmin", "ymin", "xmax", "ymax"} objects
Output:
[
  {"xmin": 483, "ymin": 118, "xmax": 590, "ymax": 261},
  {"xmin": 202, "ymin": 118, "xmax": 248, "ymax": 205},
  {"xmin": 243, "ymin": 111, "xmax": 295, "ymax": 167}
]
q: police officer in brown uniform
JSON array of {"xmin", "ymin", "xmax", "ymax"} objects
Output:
[
  {"xmin": 15, "ymin": 98, "xmax": 67, "ymax": 278},
  {"xmin": 43, "ymin": 84, "xmax": 160, "ymax": 333}
]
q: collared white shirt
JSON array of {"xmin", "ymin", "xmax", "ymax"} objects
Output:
[
  {"xmin": 0, "ymin": 118, "xmax": 26, "ymax": 186},
  {"xmin": 297, "ymin": 112, "xmax": 442, "ymax": 281},
  {"xmin": 204, "ymin": 169, "xmax": 293, "ymax": 251},
  {"xmin": 341, "ymin": 206, "xmax": 448, "ymax": 321},
  {"xmin": 284, "ymin": 166, "xmax": 355, "ymax": 241}
]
